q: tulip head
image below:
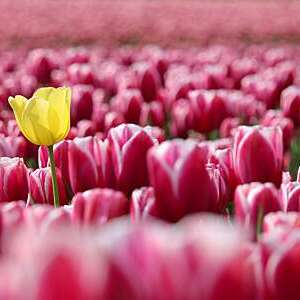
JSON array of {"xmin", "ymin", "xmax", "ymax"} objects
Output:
[{"xmin": 9, "ymin": 87, "xmax": 71, "ymax": 146}]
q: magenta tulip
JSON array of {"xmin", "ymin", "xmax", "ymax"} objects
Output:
[
  {"xmin": 233, "ymin": 126, "xmax": 283, "ymax": 186},
  {"xmin": 0, "ymin": 157, "xmax": 28, "ymax": 202},
  {"xmin": 148, "ymin": 140, "xmax": 225, "ymax": 221},
  {"xmin": 235, "ymin": 182, "xmax": 281, "ymax": 233},
  {"xmin": 108, "ymin": 124, "xmax": 157, "ymax": 195},
  {"xmin": 130, "ymin": 187, "xmax": 158, "ymax": 222},
  {"xmin": 71, "ymin": 188, "xmax": 128, "ymax": 225},
  {"xmin": 29, "ymin": 168, "xmax": 68, "ymax": 205},
  {"xmin": 281, "ymin": 86, "xmax": 300, "ymax": 126}
]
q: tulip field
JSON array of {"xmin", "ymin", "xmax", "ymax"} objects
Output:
[{"xmin": 3, "ymin": 4, "xmax": 300, "ymax": 296}]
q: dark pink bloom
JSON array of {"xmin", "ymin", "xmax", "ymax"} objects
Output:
[
  {"xmin": 108, "ymin": 124, "xmax": 157, "ymax": 195},
  {"xmin": 68, "ymin": 137, "xmax": 115, "ymax": 193},
  {"xmin": 234, "ymin": 182, "xmax": 281, "ymax": 233},
  {"xmin": 111, "ymin": 89, "xmax": 143, "ymax": 124},
  {"xmin": 148, "ymin": 140, "xmax": 225, "ymax": 221},
  {"xmin": 233, "ymin": 126, "xmax": 283, "ymax": 186},
  {"xmin": 29, "ymin": 167, "xmax": 68, "ymax": 205},
  {"xmin": 220, "ymin": 117, "xmax": 241, "ymax": 138},
  {"xmin": 71, "ymin": 188, "xmax": 128, "ymax": 225},
  {"xmin": 0, "ymin": 135, "xmax": 27, "ymax": 158},
  {"xmin": 130, "ymin": 187, "xmax": 158, "ymax": 222},
  {"xmin": 281, "ymin": 86, "xmax": 300, "ymax": 126},
  {"xmin": 263, "ymin": 212, "xmax": 300, "ymax": 234},
  {"xmin": 0, "ymin": 157, "xmax": 28, "ymax": 202},
  {"xmin": 71, "ymin": 85, "xmax": 94, "ymax": 125}
]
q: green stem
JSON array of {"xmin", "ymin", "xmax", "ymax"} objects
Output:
[
  {"xmin": 48, "ymin": 145, "xmax": 60, "ymax": 207},
  {"xmin": 256, "ymin": 205, "xmax": 264, "ymax": 241}
]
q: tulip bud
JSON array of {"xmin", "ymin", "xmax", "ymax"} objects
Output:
[
  {"xmin": 67, "ymin": 63, "xmax": 94, "ymax": 84},
  {"xmin": 280, "ymin": 174, "xmax": 300, "ymax": 212},
  {"xmin": 188, "ymin": 90, "xmax": 228, "ymax": 133},
  {"xmin": 139, "ymin": 101, "xmax": 165, "ymax": 128},
  {"xmin": 148, "ymin": 140, "xmax": 225, "ymax": 222},
  {"xmin": 220, "ymin": 117, "xmax": 241, "ymax": 138},
  {"xmin": 71, "ymin": 85, "xmax": 93, "ymax": 125},
  {"xmin": 0, "ymin": 135, "xmax": 27, "ymax": 158},
  {"xmin": 281, "ymin": 86, "xmax": 300, "ymax": 125},
  {"xmin": 235, "ymin": 182, "xmax": 281, "ymax": 233},
  {"xmin": 130, "ymin": 187, "xmax": 158, "ymax": 222},
  {"xmin": 265, "ymin": 232, "xmax": 300, "ymax": 300},
  {"xmin": 132, "ymin": 62, "xmax": 161, "ymax": 102},
  {"xmin": 68, "ymin": 137, "xmax": 115, "ymax": 193},
  {"xmin": 0, "ymin": 157, "xmax": 28, "ymax": 202},
  {"xmin": 71, "ymin": 188, "xmax": 128, "ymax": 225},
  {"xmin": 29, "ymin": 168, "xmax": 68, "ymax": 205},
  {"xmin": 260, "ymin": 110, "xmax": 294, "ymax": 149},
  {"xmin": 108, "ymin": 124, "xmax": 157, "ymax": 195},
  {"xmin": 233, "ymin": 126, "xmax": 283, "ymax": 186},
  {"xmin": 111, "ymin": 89, "xmax": 142, "ymax": 124},
  {"xmin": 263, "ymin": 212, "xmax": 300, "ymax": 234}
]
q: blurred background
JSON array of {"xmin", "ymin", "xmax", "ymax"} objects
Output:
[{"xmin": 0, "ymin": 0, "xmax": 299, "ymax": 49}]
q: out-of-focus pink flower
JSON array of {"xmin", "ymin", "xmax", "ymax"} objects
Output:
[
  {"xmin": 130, "ymin": 187, "xmax": 158, "ymax": 222},
  {"xmin": 260, "ymin": 110, "xmax": 294, "ymax": 149},
  {"xmin": 234, "ymin": 182, "xmax": 281, "ymax": 233},
  {"xmin": 281, "ymin": 85, "xmax": 300, "ymax": 126},
  {"xmin": 0, "ymin": 135, "xmax": 27, "ymax": 158},
  {"xmin": 68, "ymin": 137, "xmax": 115, "ymax": 193},
  {"xmin": 139, "ymin": 101, "xmax": 165, "ymax": 128},
  {"xmin": 26, "ymin": 49, "xmax": 55, "ymax": 83},
  {"xmin": 29, "ymin": 168, "xmax": 68, "ymax": 205},
  {"xmin": 188, "ymin": 90, "xmax": 229, "ymax": 133},
  {"xmin": 71, "ymin": 85, "xmax": 94, "ymax": 125},
  {"xmin": 71, "ymin": 188, "xmax": 128, "ymax": 225},
  {"xmin": 131, "ymin": 62, "xmax": 161, "ymax": 102},
  {"xmin": 76, "ymin": 120, "xmax": 97, "ymax": 137},
  {"xmin": 104, "ymin": 111, "xmax": 125, "ymax": 134},
  {"xmin": 220, "ymin": 117, "xmax": 241, "ymax": 138},
  {"xmin": 111, "ymin": 89, "xmax": 143, "ymax": 124},
  {"xmin": 280, "ymin": 173, "xmax": 300, "ymax": 212},
  {"xmin": 263, "ymin": 212, "xmax": 300, "ymax": 234},
  {"xmin": 108, "ymin": 124, "xmax": 157, "ymax": 195},
  {"xmin": 0, "ymin": 157, "xmax": 28, "ymax": 203},
  {"xmin": 233, "ymin": 126, "xmax": 283, "ymax": 186},
  {"xmin": 148, "ymin": 140, "xmax": 225, "ymax": 222},
  {"xmin": 67, "ymin": 63, "xmax": 94, "ymax": 85},
  {"xmin": 265, "ymin": 232, "xmax": 300, "ymax": 300}
]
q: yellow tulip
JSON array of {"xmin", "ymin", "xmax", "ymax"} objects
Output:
[{"xmin": 9, "ymin": 87, "xmax": 71, "ymax": 146}]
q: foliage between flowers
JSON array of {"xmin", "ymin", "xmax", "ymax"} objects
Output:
[{"xmin": 2, "ymin": 44, "xmax": 300, "ymax": 298}]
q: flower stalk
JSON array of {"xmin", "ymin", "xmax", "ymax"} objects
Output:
[{"xmin": 48, "ymin": 145, "xmax": 60, "ymax": 207}]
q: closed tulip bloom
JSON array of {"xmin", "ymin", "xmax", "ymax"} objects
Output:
[
  {"xmin": 108, "ymin": 124, "xmax": 157, "ymax": 195},
  {"xmin": 68, "ymin": 137, "xmax": 115, "ymax": 193},
  {"xmin": 233, "ymin": 126, "xmax": 283, "ymax": 186},
  {"xmin": 263, "ymin": 212, "xmax": 300, "ymax": 234},
  {"xmin": 71, "ymin": 188, "xmax": 128, "ymax": 225},
  {"xmin": 0, "ymin": 135, "xmax": 27, "ymax": 158},
  {"xmin": 147, "ymin": 140, "xmax": 224, "ymax": 222},
  {"xmin": 265, "ymin": 233, "xmax": 300, "ymax": 300},
  {"xmin": 130, "ymin": 187, "xmax": 158, "ymax": 222},
  {"xmin": 8, "ymin": 87, "xmax": 71, "ymax": 146},
  {"xmin": 234, "ymin": 182, "xmax": 281, "ymax": 233},
  {"xmin": 280, "ymin": 176, "xmax": 300, "ymax": 212},
  {"xmin": 29, "ymin": 168, "xmax": 68, "ymax": 205},
  {"xmin": 0, "ymin": 157, "xmax": 28, "ymax": 203},
  {"xmin": 281, "ymin": 85, "xmax": 300, "ymax": 125}
]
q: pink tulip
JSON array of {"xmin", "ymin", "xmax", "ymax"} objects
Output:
[
  {"xmin": 234, "ymin": 182, "xmax": 281, "ymax": 233},
  {"xmin": 220, "ymin": 117, "xmax": 241, "ymax": 138},
  {"xmin": 111, "ymin": 89, "xmax": 143, "ymax": 124},
  {"xmin": 0, "ymin": 135, "xmax": 27, "ymax": 158},
  {"xmin": 71, "ymin": 188, "xmax": 128, "ymax": 225},
  {"xmin": 233, "ymin": 126, "xmax": 283, "ymax": 186},
  {"xmin": 265, "ymin": 232, "xmax": 300, "ymax": 300},
  {"xmin": 67, "ymin": 63, "xmax": 94, "ymax": 85},
  {"xmin": 108, "ymin": 124, "xmax": 157, "ymax": 195},
  {"xmin": 187, "ymin": 90, "xmax": 229, "ymax": 133},
  {"xmin": 0, "ymin": 157, "xmax": 28, "ymax": 202},
  {"xmin": 71, "ymin": 85, "xmax": 94, "ymax": 125},
  {"xmin": 260, "ymin": 110, "xmax": 294, "ymax": 149},
  {"xmin": 139, "ymin": 101, "xmax": 165, "ymax": 128},
  {"xmin": 29, "ymin": 168, "xmax": 68, "ymax": 205},
  {"xmin": 130, "ymin": 187, "xmax": 158, "ymax": 222},
  {"xmin": 148, "ymin": 140, "xmax": 225, "ymax": 221},
  {"xmin": 281, "ymin": 86, "xmax": 300, "ymax": 126},
  {"xmin": 68, "ymin": 137, "xmax": 115, "ymax": 193},
  {"xmin": 263, "ymin": 212, "xmax": 300, "ymax": 234}
]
